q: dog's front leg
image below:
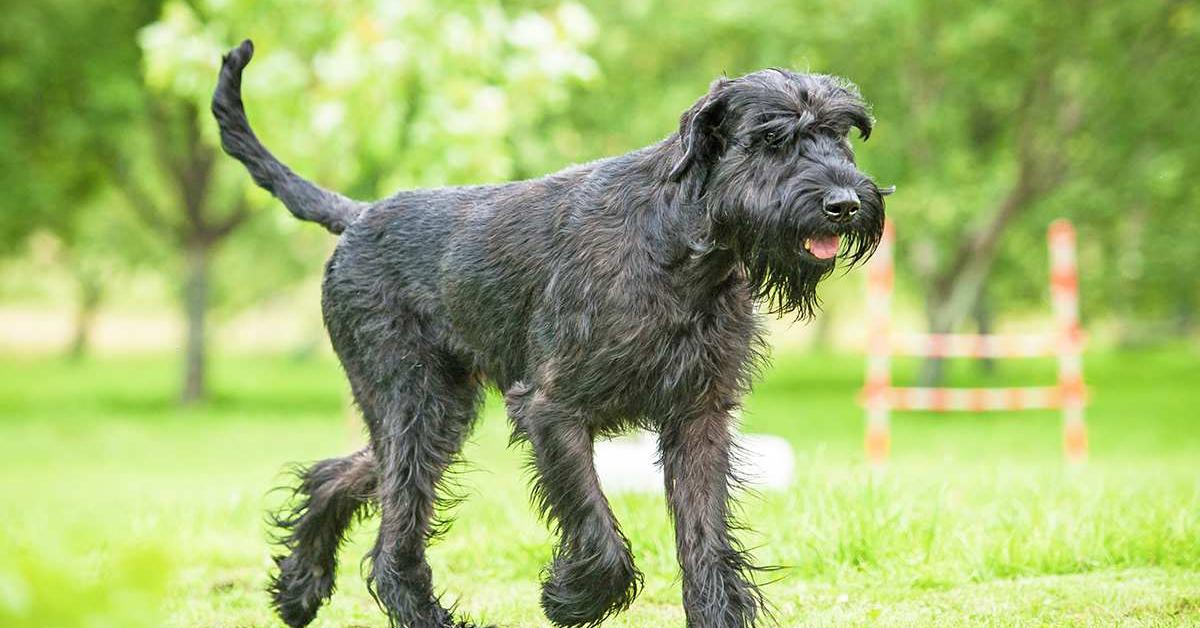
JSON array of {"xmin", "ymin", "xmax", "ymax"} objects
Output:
[
  {"xmin": 505, "ymin": 383, "xmax": 642, "ymax": 626},
  {"xmin": 660, "ymin": 406, "xmax": 763, "ymax": 628}
]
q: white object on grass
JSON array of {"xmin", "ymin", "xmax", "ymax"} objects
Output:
[{"xmin": 594, "ymin": 430, "xmax": 795, "ymax": 493}]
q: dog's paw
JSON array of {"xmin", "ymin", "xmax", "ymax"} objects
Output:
[
  {"xmin": 540, "ymin": 549, "xmax": 642, "ymax": 626},
  {"xmin": 268, "ymin": 558, "xmax": 333, "ymax": 628}
]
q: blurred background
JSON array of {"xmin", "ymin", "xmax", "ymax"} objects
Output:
[{"xmin": 1, "ymin": 1, "xmax": 1197, "ymax": 626}]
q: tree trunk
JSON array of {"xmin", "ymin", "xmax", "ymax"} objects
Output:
[
  {"xmin": 913, "ymin": 67, "xmax": 1084, "ymax": 385},
  {"xmin": 1115, "ymin": 206, "xmax": 1149, "ymax": 347},
  {"xmin": 1175, "ymin": 294, "xmax": 1195, "ymax": 338},
  {"xmin": 973, "ymin": 289, "xmax": 996, "ymax": 376},
  {"xmin": 917, "ymin": 165, "xmax": 1038, "ymax": 386},
  {"xmin": 68, "ymin": 273, "xmax": 102, "ymax": 361},
  {"xmin": 918, "ymin": 295, "xmax": 949, "ymax": 386},
  {"xmin": 181, "ymin": 240, "xmax": 210, "ymax": 404}
]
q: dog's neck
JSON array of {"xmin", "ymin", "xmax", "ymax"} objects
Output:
[{"xmin": 625, "ymin": 138, "xmax": 746, "ymax": 307}]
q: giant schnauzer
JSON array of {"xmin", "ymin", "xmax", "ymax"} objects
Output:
[{"xmin": 212, "ymin": 39, "xmax": 888, "ymax": 628}]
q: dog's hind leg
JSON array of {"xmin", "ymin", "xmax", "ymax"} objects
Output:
[
  {"xmin": 335, "ymin": 332, "xmax": 484, "ymax": 627},
  {"xmin": 269, "ymin": 448, "xmax": 377, "ymax": 627},
  {"xmin": 505, "ymin": 383, "xmax": 642, "ymax": 627}
]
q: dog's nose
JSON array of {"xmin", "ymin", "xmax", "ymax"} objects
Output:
[{"xmin": 823, "ymin": 189, "xmax": 860, "ymax": 223}]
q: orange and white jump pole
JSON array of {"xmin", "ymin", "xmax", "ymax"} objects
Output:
[
  {"xmin": 1049, "ymin": 220, "xmax": 1088, "ymax": 464},
  {"xmin": 863, "ymin": 221, "xmax": 895, "ymax": 465},
  {"xmin": 861, "ymin": 219, "xmax": 1088, "ymax": 465}
]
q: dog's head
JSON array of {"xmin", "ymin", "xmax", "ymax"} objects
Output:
[{"xmin": 670, "ymin": 69, "xmax": 891, "ymax": 318}]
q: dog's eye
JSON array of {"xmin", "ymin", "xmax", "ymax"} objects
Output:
[{"xmin": 764, "ymin": 131, "xmax": 780, "ymax": 146}]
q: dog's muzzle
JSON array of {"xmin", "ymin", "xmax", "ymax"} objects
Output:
[{"xmin": 822, "ymin": 188, "xmax": 860, "ymax": 224}]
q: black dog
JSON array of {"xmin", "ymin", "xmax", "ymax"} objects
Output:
[{"xmin": 212, "ymin": 39, "xmax": 887, "ymax": 628}]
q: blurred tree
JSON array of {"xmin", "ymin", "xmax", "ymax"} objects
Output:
[
  {"xmin": 836, "ymin": 0, "xmax": 1091, "ymax": 383},
  {"xmin": 3, "ymin": 0, "xmax": 1195, "ymax": 386},
  {"xmin": 783, "ymin": 0, "xmax": 1200, "ymax": 358},
  {"xmin": 134, "ymin": 0, "xmax": 597, "ymax": 402},
  {"xmin": 566, "ymin": 0, "xmax": 1198, "ymax": 374},
  {"xmin": 1060, "ymin": 0, "xmax": 1200, "ymax": 345},
  {"xmin": 58, "ymin": 199, "xmax": 160, "ymax": 360},
  {"xmin": 0, "ymin": 0, "xmax": 163, "ymax": 358},
  {"xmin": 105, "ymin": 95, "xmax": 251, "ymax": 402}
]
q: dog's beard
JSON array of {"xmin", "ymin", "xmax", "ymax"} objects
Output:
[
  {"xmin": 705, "ymin": 173, "xmax": 886, "ymax": 319},
  {"xmin": 742, "ymin": 246, "xmax": 830, "ymax": 319},
  {"xmin": 733, "ymin": 220, "xmax": 882, "ymax": 320}
]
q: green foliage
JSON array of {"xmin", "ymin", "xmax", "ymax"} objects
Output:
[
  {"xmin": 2, "ymin": 0, "xmax": 1198, "ymax": 353},
  {"xmin": 129, "ymin": 0, "xmax": 601, "ymax": 320},
  {"xmin": 0, "ymin": 0, "xmax": 159, "ymax": 253},
  {"xmin": 561, "ymin": 0, "xmax": 1200, "ymax": 330},
  {"xmin": 141, "ymin": 0, "xmax": 598, "ymax": 196}
]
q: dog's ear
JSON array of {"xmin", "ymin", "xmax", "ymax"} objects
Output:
[{"xmin": 669, "ymin": 77, "xmax": 731, "ymax": 182}]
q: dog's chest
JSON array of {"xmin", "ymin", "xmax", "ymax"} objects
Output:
[{"xmin": 545, "ymin": 280, "xmax": 761, "ymax": 419}]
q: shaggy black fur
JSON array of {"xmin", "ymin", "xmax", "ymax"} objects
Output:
[{"xmin": 212, "ymin": 39, "xmax": 888, "ymax": 628}]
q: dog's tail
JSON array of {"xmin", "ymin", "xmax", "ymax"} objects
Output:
[
  {"xmin": 211, "ymin": 39, "xmax": 366, "ymax": 235},
  {"xmin": 268, "ymin": 448, "xmax": 378, "ymax": 628}
]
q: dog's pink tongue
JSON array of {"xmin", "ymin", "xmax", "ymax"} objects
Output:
[{"xmin": 809, "ymin": 235, "xmax": 840, "ymax": 260}]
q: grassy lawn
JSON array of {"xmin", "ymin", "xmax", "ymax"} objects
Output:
[{"xmin": 0, "ymin": 347, "xmax": 1197, "ymax": 626}]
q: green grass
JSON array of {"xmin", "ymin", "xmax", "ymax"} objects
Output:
[{"xmin": 0, "ymin": 348, "xmax": 1197, "ymax": 626}]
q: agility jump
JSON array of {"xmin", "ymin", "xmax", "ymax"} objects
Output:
[{"xmin": 861, "ymin": 219, "xmax": 1088, "ymax": 465}]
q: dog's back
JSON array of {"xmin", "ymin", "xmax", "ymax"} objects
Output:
[{"xmin": 325, "ymin": 155, "xmax": 650, "ymax": 390}]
